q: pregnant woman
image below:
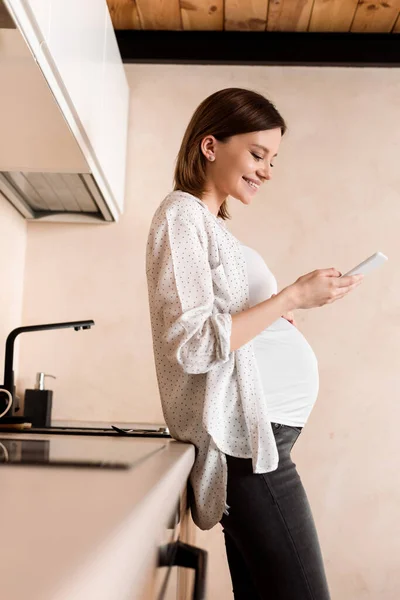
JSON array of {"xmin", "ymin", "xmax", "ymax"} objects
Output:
[{"xmin": 145, "ymin": 88, "xmax": 363, "ymax": 600}]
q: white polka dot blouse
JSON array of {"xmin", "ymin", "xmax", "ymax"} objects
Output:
[{"xmin": 145, "ymin": 190, "xmax": 279, "ymax": 531}]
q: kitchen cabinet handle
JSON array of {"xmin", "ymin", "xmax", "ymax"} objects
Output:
[{"xmin": 158, "ymin": 540, "xmax": 208, "ymax": 600}]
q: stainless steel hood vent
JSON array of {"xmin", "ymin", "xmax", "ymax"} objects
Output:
[{"xmin": 0, "ymin": 172, "xmax": 112, "ymax": 222}]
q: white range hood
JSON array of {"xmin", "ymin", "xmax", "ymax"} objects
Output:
[{"xmin": 0, "ymin": 0, "xmax": 130, "ymax": 223}]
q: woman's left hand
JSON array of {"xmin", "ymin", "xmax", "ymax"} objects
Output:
[{"xmin": 271, "ymin": 294, "xmax": 297, "ymax": 328}]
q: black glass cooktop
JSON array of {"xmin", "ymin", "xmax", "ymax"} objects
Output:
[
  {"xmin": 1, "ymin": 423, "xmax": 171, "ymax": 438},
  {"xmin": 0, "ymin": 436, "xmax": 166, "ymax": 469}
]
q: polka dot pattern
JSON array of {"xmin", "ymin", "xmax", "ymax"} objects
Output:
[{"xmin": 145, "ymin": 190, "xmax": 279, "ymax": 531}]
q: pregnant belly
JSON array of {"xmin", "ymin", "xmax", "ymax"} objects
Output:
[{"xmin": 252, "ymin": 317, "xmax": 319, "ymax": 425}]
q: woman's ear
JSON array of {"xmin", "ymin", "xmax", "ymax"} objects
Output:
[{"xmin": 201, "ymin": 135, "xmax": 217, "ymax": 161}]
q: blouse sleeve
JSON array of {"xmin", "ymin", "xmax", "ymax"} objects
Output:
[{"xmin": 146, "ymin": 204, "xmax": 233, "ymax": 375}]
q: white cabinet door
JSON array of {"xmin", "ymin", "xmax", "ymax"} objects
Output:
[
  {"xmin": 25, "ymin": 0, "xmax": 51, "ymax": 39},
  {"xmin": 99, "ymin": 8, "xmax": 129, "ymax": 212},
  {"xmin": 47, "ymin": 0, "xmax": 106, "ymax": 149},
  {"xmin": 45, "ymin": 0, "xmax": 129, "ymax": 215},
  {"xmin": 7, "ymin": 0, "xmax": 129, "ymax": 218}
]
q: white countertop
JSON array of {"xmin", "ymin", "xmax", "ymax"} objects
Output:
[{"xmin": 0, "ymin": 431, "xmax": 195, "ymax": 600}]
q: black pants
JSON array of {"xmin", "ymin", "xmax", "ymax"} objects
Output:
[{"xmin": 219, "ymin": 423, "xmax": 331, "ymax": 600}]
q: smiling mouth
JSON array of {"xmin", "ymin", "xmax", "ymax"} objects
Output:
[{"xmin": 243, "ymin": 177, "xmax": 260, "ymax": 191}]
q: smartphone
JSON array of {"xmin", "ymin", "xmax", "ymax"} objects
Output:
[{"xmin": 340, "ymin": 251, "xmax": 388, "ymax": 278}]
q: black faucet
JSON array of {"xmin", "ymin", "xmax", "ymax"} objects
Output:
[{"xmin": 0, "ymin": 320, "xmax": 95, "ymax": 420}]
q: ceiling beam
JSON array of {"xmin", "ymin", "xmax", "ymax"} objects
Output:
[
  {"xmin": 115, "ymin": 31, "xmax": 400, "ymax": 67},
  {"xmin": 0, "ymin": 0, "xmax": 16, "ymax": 28}
]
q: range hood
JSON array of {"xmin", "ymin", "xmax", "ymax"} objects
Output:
[{"xmin": 0, "ymin": 0, "xmax": 129, "ymax": 223}]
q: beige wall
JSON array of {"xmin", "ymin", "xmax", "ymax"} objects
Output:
[
  {"xmin": 0, "ymin": 195, "xmax": 27, "ymax": 392},
  {"xmin": 18, "ymin": 65, "xmax": 399, "ymax": 599}
]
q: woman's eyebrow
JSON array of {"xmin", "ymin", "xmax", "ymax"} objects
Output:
[{"xmin": 252, "ymin": 144, "xmax": 278, "ymax": 158}]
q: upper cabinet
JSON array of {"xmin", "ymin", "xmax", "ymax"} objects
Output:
[{"xmin": 0, "ymin": 0, "xmax": 130, "ymax": 223}]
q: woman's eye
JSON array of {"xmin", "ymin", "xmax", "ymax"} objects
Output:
[{"xmin": 251, "ymin": 152, "xmax": 275, "ymax": 168}]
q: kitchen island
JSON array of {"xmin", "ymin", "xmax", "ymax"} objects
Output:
[{"xmin": 0, "ymin": 431, "xmax": 196, "ymax": 599}]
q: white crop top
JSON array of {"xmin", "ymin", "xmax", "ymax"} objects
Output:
[{"xmin": 241, "ymin": 244, "xmax": 320, "ymax": 427}]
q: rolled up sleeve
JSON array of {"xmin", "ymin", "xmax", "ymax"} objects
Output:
[{"xmin": 146, "ymin": 204, "xmax": 232, "ymax": 375}]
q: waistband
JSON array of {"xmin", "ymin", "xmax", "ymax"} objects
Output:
[{"xmin": 271, "ymin": 422, "xmax": 303, "ymax": 432}]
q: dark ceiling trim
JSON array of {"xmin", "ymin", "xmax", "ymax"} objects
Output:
[
  {"xmin": 0, "ymin": 0, "xmax": 16, "ymax": 28},
  {"xmin": 116, "ymin": 30, "xmax": 400, "ymax": 67}
]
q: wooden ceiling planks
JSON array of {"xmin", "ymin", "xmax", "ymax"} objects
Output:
[
  {"xmin": 224, "ymin": 0, "xmax": 268, "ymax": 31},
  {"xmin": 351, "ymin": 0, "xmax": 400, "ymax": 33},
  {"xmin": 181, "ymin": 0, "xmax": 224, "ymax": 30},
  {"xmin": 136, "ymin": 0, "xmax": 182, "ymax": 29},
  {"xmin": 266, "ymin": 0, "xmax": 314, "ymax": 32},
  {"xmin": 107, "ymin": 0, "xmax": 142, "ymax": 29},
  {"xmin": 106, "ymin": 0, "xmax": 400, "ymax": 33},
  {"xmin": 308, "ymin": 0, "xmax": 360, "ymax": 32}
]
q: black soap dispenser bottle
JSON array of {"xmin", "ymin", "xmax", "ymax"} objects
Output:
[{"xmin": 24, "ymin": 373, "xmax": 56, "ymax": 427}]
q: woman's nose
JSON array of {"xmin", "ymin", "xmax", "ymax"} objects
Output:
[{"xmin": 258, "ymin": 166, "xmax": 272, "ymax": 181}]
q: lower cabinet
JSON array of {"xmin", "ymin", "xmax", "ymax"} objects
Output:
[{"xmin": 139, "ymin": 483, "xmax": 207, "ymax": 600}]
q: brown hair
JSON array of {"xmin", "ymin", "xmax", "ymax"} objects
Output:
[{"xmin": 173, "ymin": 88, "xmax": 287, "ymax": 220}]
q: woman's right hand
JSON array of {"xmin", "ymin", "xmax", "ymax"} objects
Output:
[{"xmin": 287, "ymin": 268, "xmax": 364, "ymax": 309}]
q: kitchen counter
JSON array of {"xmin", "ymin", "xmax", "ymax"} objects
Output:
[{"xmin": 0, "ymin": 432, "xmax": 195, "ymax": 599}]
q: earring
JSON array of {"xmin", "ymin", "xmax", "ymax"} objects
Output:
[{"xmin": 208, "ymin": 155, "xmax": 215, "ymax": 161}]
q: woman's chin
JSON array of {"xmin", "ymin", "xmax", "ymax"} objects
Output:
[
  {"xmin": 231, "ymin": 191, "xmax": 253, "ymax": 205},
  {"xmin": 239, "ymin": 193, "xmax": 253, "ymax": 205}
]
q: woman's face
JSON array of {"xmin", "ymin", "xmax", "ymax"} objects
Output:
[{"xmin": 201, "ymin": 129, "xmax": 282, "ymax": 206}]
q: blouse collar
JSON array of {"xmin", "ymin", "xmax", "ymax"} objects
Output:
[{"xmin": 176, "ymin": 190, "xmax": 228, "ymax": 230}]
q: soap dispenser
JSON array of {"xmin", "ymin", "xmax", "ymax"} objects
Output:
[{"xmin": 23, "ymin": 373, "xmax": 56, "ymax": 427}]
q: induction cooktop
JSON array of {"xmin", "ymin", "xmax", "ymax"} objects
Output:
[
  {"xmin": 0, "ymin": 436, "xmax": 166, "ymax": 469},
  {"xmin": 0, "ymin": 421, "xmax": 171, "ymax": 438}
]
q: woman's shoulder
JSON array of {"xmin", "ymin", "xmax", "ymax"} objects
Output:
[
  {"xmin": 156, "ymin": 190, "xmax": 206, "ymax": 222},
  {"xmin": 151, "ymin": 190, "xmax": 231, "ymax": 242}
]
